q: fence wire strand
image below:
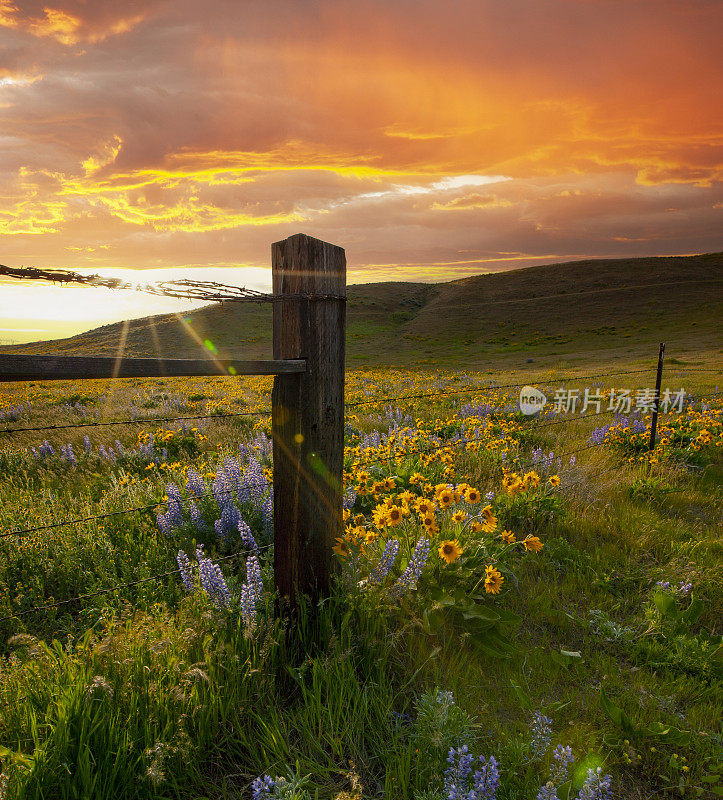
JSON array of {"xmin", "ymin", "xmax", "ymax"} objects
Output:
[
  {"xmin": 0, "ymin": 480, "xmax": 271, "ymax": 540},
  {"xmin": 0, "ymin": 408, "xmax": 270, "ymax": 436},
  {"xmin": 0, "ymin": 545, "xmax": 272, "ymax": 623}
]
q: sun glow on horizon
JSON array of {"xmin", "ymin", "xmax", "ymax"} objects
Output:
[{"xmin": 0, "ymin": 0, "xmax": 720, "ymax": 341}]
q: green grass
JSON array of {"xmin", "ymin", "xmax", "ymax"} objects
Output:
[
  {"xmin": 0, "ymin": 357, "xmax": 721, "ymax": 799},
  {"xmin": 2, "ymin": 253, "xmax": 721, "ymax": 373}
]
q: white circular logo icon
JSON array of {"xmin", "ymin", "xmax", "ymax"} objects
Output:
[{"xmin": 519, "ymin": 386, "xmax": 547, "ymax": 416}]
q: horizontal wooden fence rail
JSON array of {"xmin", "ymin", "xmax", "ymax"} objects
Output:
[
  {"xmin": 0, "ymin": 233, "xmax": 345, "ymax": 609},
  {"xmin": 0, "ymin": 354, "xmax": 307, "ymax": 382}
]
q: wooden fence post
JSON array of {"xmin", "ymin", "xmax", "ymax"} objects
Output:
[
  {"xmin": 271, "ymin": 233, "xmax": 346, "ymax": 606},
  {"xmin": 649, "ymin": 342, "xmax": 665, "ymax": 451}
]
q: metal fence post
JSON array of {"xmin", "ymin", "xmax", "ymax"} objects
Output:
[{"xmin": 271, "ymin": 233, "xmax": 346, "ymax": 606}]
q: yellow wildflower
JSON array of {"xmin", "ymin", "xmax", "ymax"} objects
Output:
[
  {"xmin": 484, "ymin": 566, "xmax": 504, "ymax": 594},
  {"xmin": 438, "ymin": 540, "xmax": 464, "ymax": 564}
]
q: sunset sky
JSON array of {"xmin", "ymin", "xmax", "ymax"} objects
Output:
[{"xmin": 1, "ymin": 0, "xmax": 722, "ymax": 341}]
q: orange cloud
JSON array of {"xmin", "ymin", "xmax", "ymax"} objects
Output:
[
  {"xmin": 0, "ymin": 0, "xmax": 720, "ymax": 286},
  {"xmin": 432, "ymin": 193, "xmax": 513, "ymax": 210},
  {"xmin": 0, "ymin": 1, "xmax": 146, "ymax": 45}
]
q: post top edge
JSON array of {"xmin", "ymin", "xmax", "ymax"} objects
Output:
[{"xmin": 272, "ymin": 232, "xmax": 345, "ymax": 252}]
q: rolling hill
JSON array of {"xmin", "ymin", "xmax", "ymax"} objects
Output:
[{"xmin": 2, "ymin": 253, "xmax": 721, "ymax": 369}]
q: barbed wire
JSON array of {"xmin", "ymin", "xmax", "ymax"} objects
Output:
[
  {"xmin": 0, "ymin": 479, "xmax": 271, "ymax": 540},
  {"xmin": 0, "ymin": 265, "xmax": 345, "ymax": 303},
  {"xmin": 345, "ymin": 368, "xmax": 655, "ymax": 408},
  {"xmin": 4, "ymin": 263, "xmax": 719, "ymax": 307},
  {"xmin": 0, "ymin": 544, "xmax": 272, "ymax": 623},
  {"xmin": 347, "ymin": 428, "xmax": 609, "ymax": 473},
  {"xmin": 0, "ymin": 408, "xmax": 270, "ymax": 436},
  {"xmin": 2, "ymin": 379, "xmax": 718, "ymax": 438}
]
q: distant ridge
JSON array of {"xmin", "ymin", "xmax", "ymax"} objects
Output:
[{"xmin": 2, "ymin": 253, "xmax": 721, "ymax": 368}]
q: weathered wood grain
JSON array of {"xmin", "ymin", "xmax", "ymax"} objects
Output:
[
  {"xmin": 272, "ymin": 233, "xmax": 346, "ymax": 605},
  {"xmin": 0, "ymin": 355, "xmax": 305, "ymax": 382}
]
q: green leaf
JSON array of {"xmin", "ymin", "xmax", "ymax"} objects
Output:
[
  {"xmin": 653, "ymin": 590, "xmax": 678, "ymax": 619},
  {"xmin": 494, "ymin": 606, "xmax": 523, "ymax": 625},
  {"xmin": 600, "ymin": 687, "xmax": 636, "ymax": 734},
  {"xmin": 556, "ymin": 780, "xmax": 573, "ymax": 800},
  {"xmin": 462, "ymin": 604, "xmax": 500, "ymax": 622},
  {"xmin": 0, "ymin": 745, "xmax": 34, "ymax": 768},
  {"xmin": 510, "ymin": 681, "xmax": 533, "ymax": 710},
  {"xmin": 642, "ymin": 722, "xmax": 691, "ymax": 745},
  {"xmin": 682, "ymin": 597, "xmax": 704, "ymax": 626}
]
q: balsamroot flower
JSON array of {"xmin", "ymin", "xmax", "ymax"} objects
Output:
[
  {"xmin": 484, "ymin": 565, "xmax": 504, "ymax": 594},
  {"xmin": 439, "ymin": 540, "xmax": 463, "ymax": 564}
]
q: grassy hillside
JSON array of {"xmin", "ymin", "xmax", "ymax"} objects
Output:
[{"xmin": 2, "ymin": 253, "xmax": 721, "ymax": 369}]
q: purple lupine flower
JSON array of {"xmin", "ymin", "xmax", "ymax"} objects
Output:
[
  {"xmin": 176, "ymin": 550, "xmax": 194, "ymax": 591},
  {"xmin": 550, "ymin": 745, "xmax": 574, "ymax": 785},
  {"xmin": 246, "ymin": 555, "xmax": 264, "ymax": 604},
  {"xmin": 156, "ymin": 511, "xmax": 175, "ymax": 537},
  {"xmin": 38, "ymin": 440, "xmax": 55, "ymax": 457},
  {"xmin": 240, "ymin": 584, "xmax": 257, "ymax": 627},
  {"xmin": 437, "ymin": 689, "xmax": 454, "ymax": 705},
  {"xmin": 444, "ymin": 745, "xmax": 474, "ymax": 800},
  {"xmin": 537, "ymin": 783, "xmax": 560, "ymax": 800},
  {"xmin": 212, "ymin": 469, "xmax": 232, "ymax": 506},
  {"xmin": 239, "ymin": 457, "xmax": 268, "ymax": 506},
  {"xmin": 114, "ymin": 440, "xmax": 125, "ymax": 457},
  {"xmin": 165, "ymin": 484, "xmax": 184, "ymax": 528},
  {"xmin": 185, "ymin": 468, "xmax": 207, "ymax": 498},
  {"xmin": 188, "ymin": 501, "xmax": 209, "ymax": 534},
  {"xmin": 368, "ymin": 539, "xmax": 399, "ymax": 585},
  {"xmin": 678, "ymin": 581, "xmax": 693, "ymax": 595},
  {"xmin": 391, "ymin": 537, "xmax": 430, "ymax": 598},
  {"xmin": 215, "ymin": 503, "xmax": 242, "ymax": 542},
  {"xmin": 589, "ymin": 424, "xmax": 610, "ymax": 445},
  {"xmin": 237, "ymin": 519, "xmax": 259, "ymax": 551},
  {"xmin": 251, "ymin": 774, "xmax": 275, "ymax": 800},
  {"xmin": 83, "ymin": 435, "xmax": 92, "ymax": 455},
  {"xmin": 198, "ymin": 552, "xmax": 232, "ymax": 609},
  {"xmin": 60, "ymin": 443, "xmax": 77, "ymax": 466},
  {"xmin": 223, "ymin": 457, "xmax": 244, "ymax": 496},
  {"xmin": 577, "ymin": 767, "xmax": 612, "ymax": 800},
  {"xmin": 343, "ymin": 488, "xmax": 357, "ymax": 511},
  {"xmin": 239, "ymin": 555, "xmax": 264, "ymax": 629},
  {"xmin": 656, "ymin": 580, "xmax": 671, "ymax": 591},
  {"xmin": 529, "ymin": 711, "xmax": 553, "ymax": 760},
  {"xmin": 262, "ymin": 491, "xmax": 273, "ymax": 538},
  {"xmin": 471, "ymin": 754, "xmax": 500, "ymax": 800}
]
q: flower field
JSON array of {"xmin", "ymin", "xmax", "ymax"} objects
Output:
[{"xmin": 0, "ymin": 364, "xmax": 721, "ymax": 799}]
